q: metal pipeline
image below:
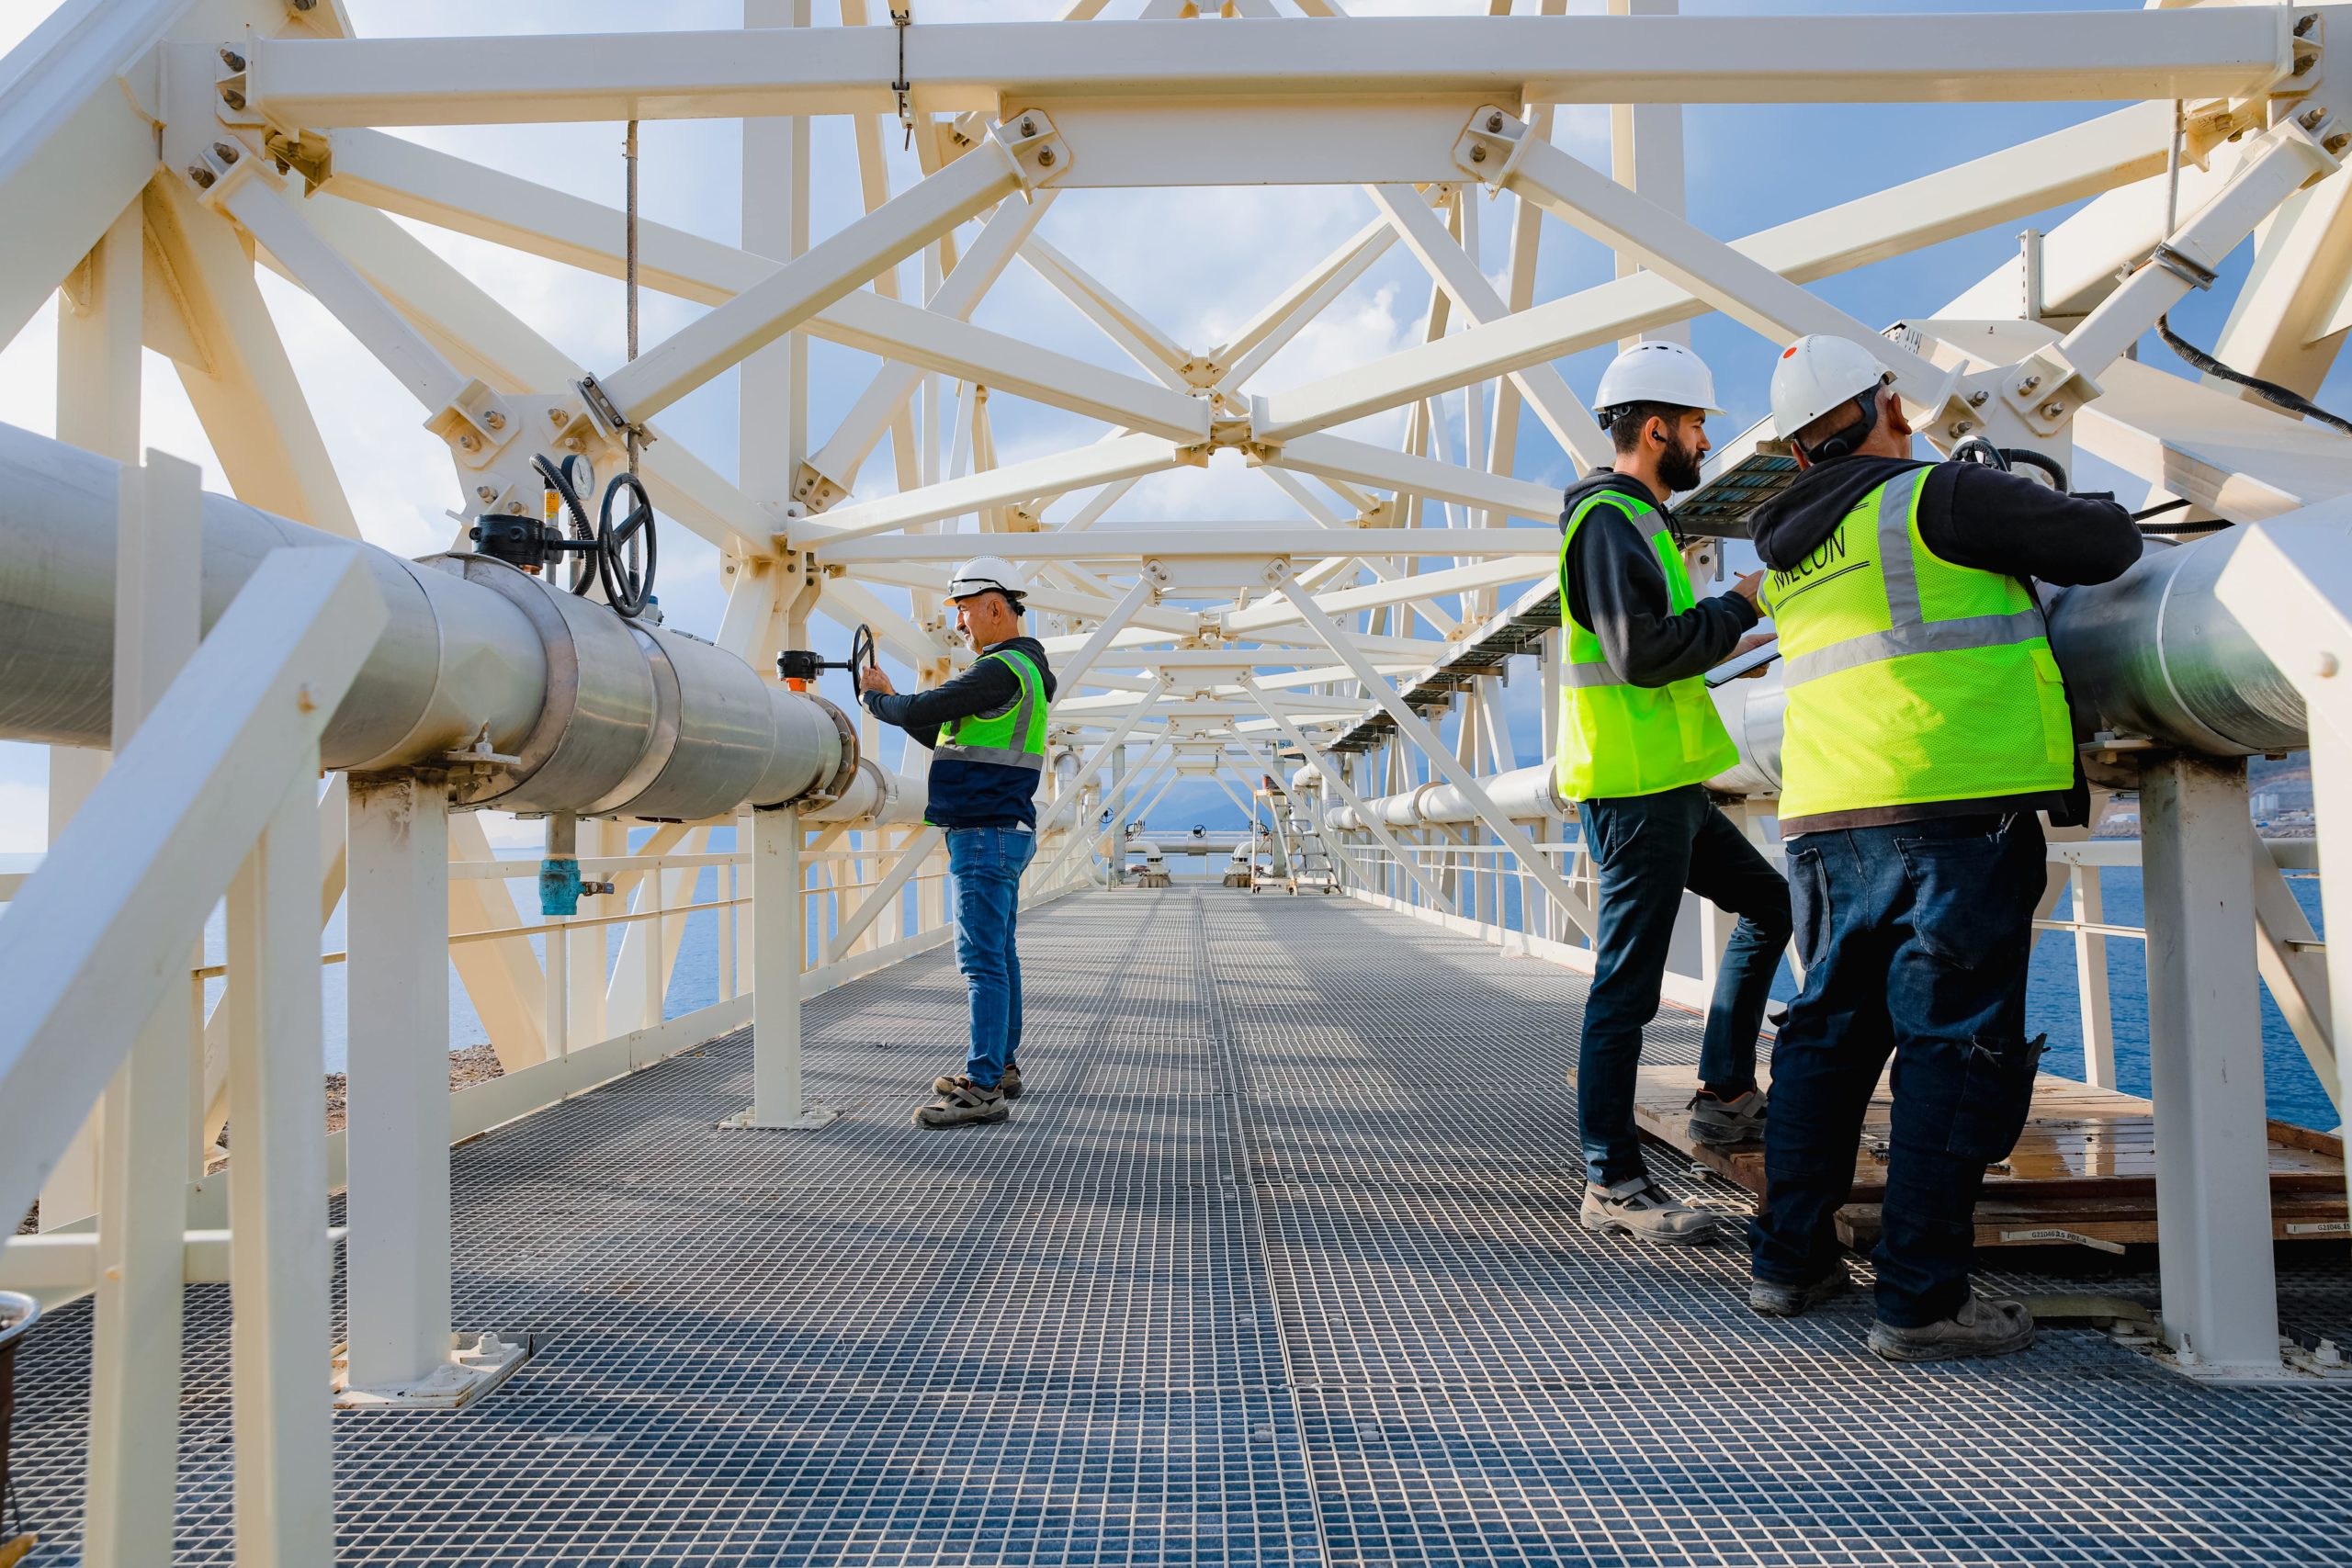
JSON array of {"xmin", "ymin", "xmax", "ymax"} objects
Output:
[
  {"xmin": 0, "ymin": 423, "xmax": 853, "ymax": 817},
  {"xmin": 1700, "ymin": 527, "xmax": 2313, "ymax": 796},
  {"xmin": 1326, "ymin": 762, "xmax": 1569, "ymax": 832},
  {"xmin": 802, "ymin": 760, "xmax": 929, "ymax": 826}
]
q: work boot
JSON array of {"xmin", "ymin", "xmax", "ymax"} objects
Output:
[
  {"xmin": 1868, "ymin": 1293, "xmax": 2036, "ymax": 1363},
  {"xmin": 934, "ymin": 1061, "xmax": 1022, "ymax": 1100},
  {"xmin": 1748, "ymin": 1262, "xmax": 1853, "ymax": 1318},
  {"xmin": 1687, "ymin": 1088, "xmax": 1768, "ymax": 1147},
  {"xmin": 1578, "ymin": 1177, "xmax": 1720, "ymax": 1246},
  {"xmin": 915, "ymin": 1076, "xmax": 1009, "ymax": 1129}
]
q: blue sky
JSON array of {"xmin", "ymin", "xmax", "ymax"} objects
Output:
[{"xmin": 0, "ymin": 1, "xmax": 2314, "ymax": 841}]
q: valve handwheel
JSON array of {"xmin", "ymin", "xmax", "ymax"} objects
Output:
[
  {"xmin": 598, "ymin": 471, "xmax": 660, "ymax": 619},
  {"xmin": 848, "ymin": 623, "xmax": 876, "ymax": 681}
]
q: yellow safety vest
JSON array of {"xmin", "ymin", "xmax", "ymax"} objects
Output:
[
  {"xmin": 1555, "ymin": 491, "xmax": 1742, "ymax": 801},
  {"xmin": 936, "ymin": 648, "xmax": 1049, "ymax": 773},
  {"xmin": 1765, "ymin": 465, "xmax": 2075, "ymax": 824}
]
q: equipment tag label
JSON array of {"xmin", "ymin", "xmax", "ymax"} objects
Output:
[{"xmin": 1999, "ymin": 1227, "xmax": 2126, "ymax": 1254}]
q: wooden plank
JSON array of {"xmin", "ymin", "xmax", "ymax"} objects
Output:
[{"xmin": 1578, "ymin": 1061, "xmax": 2348, "ymax": 1242}]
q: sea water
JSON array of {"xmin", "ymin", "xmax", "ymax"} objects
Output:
[{"xmin": 13, "ymin": 846, "xmax": 2338, "ymax": 1134}]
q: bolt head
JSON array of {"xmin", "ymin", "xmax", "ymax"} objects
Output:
[
  {"xmin": 477, "ymin": 485, "xmax": 497, "ymax": 502},
  {"xmin": 484, "ymin": 410, "xmax": 506, "ymax": 431},
  {"xmin": 1967, "ymin": 389, "xmax": 1990, "ymax": 407},
  {"xmin": 2018, "ymin": 375, "xmax": 2041, "ymax": 393},
  {"xmin": 213, "ymin": 141, "xmax": 239, "ymax": 164},
  {"xmin": 2303, "ymin": 108, "xmax": 2328, "ymax": 130},
  {"xmin": 1020, "ymin": 117, "xmax": 1036, "ymax": 136},
  {"xmin": 1487, "ymin": 113, "xmax": 1504, "ymax": 132},
  {"xmin": 2322, "ymin": 652, "xmax": 2342, "ymax": 679},
  {"xmin": 458, "ymin": 434, "xmax": 481, "ymax": 452},
  {"xmin": 507, "ymin": 500, "xmax": 525, "ymax": 513},
  {"xmin": 1470, "ymin": 144, "xmax": 1488, "ymax": 163},
  {"xmin": 220, "ymin": 47, "xmax": 245, "ymax": 69},
  {"xmin": 2298, "ymin": 52, "xmax": 2319, "ymax": 76},
  {"xmin": 1951, "ymin": 421, "xmax": 1974, "ymax": 437},
  {"xmin": 1036, "ymin": 147, "xmax": 1055, "ymax": 166},
  {"xmin": 2041, "ymin": 400, "xmax": 2065, "ymax": 420},
  {"xmin": 548, "ymin": 409, "xmax": 570, "ymax": 427},
  {"xmin": 2332, "ymin": 134, "xmax": 2352, "ymax": 155},
  {"xmin": 187, "ymin": 164, "xmax": 215, "ymax": 189},
  {"xmin": 220, "ymin": 87, "xmax": 246, "ymax": 111}
]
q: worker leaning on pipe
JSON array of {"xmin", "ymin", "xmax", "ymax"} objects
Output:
[
  {"xmin": 1558, "ymin": 341, "xmax": 1795, "ymax": 1248},
  {"xmin": 857, "ymin": 555, "xmax": 1057, "ymax": 1129},
  {"xmin": 1743, "ymin": 335, "xmax": 2140, "ymax": 1360}
]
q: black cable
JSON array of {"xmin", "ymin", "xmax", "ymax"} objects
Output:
[
  {"xmin": 2132, "ymin": 497, "xmax": 2193, "ymax": 523},
  {"xmin": 532, "ymin": 453, "xmax": 600, "ymax": 596},
  {"xmin": 2156, "ymin": 311, "xmax": 2352, "ymax": 438},
  {"xmin": 1999, "ymin": 446, "xmax": 2069, "ymax": 491}
]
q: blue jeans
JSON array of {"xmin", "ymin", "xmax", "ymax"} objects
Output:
[
  {"xmin": 947, "ymin": 826, "xmax": 1035, "ymax": 1090},
  {"xmin": 1750, "ymin": 813, "xmax": 2046, "ymax": 1327},
  {"xmin": 1577, "ymin": 784, "xmax": 1793, "ymax": 1187}
]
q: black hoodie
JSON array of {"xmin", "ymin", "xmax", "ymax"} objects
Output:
[
  {"xmin": 863, "ymin": 634, "xmax": 1058, "ymax": 830},
  {"xmin": 1557, "ymin": 469, "xmax": 1758, "ymax": 688},
  {"xmin": 1747, "ymin": 455, "xmax": 2141, "ymax": 832}
]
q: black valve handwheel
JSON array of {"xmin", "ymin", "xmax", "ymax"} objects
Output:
[
  {"xmin": 848, "ymin": 623, "xmax": 876, "ymax": 679},
  {"xmin": 598, "ymin": 470, "xmax": 659, "ymax": 619}
]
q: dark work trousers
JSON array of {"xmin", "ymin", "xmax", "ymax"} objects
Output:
[
  {"xmin": 1576, "ymin": 784, "xmax": 1794, "ymax": 1187},
  {"xmin": 1750, "ymin": 812, "xmax": 2047, "ymax": 1327}
]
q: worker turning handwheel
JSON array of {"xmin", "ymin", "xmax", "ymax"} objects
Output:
[{"xmin": 858, "ymin": 555, "xmax": 1057, "ymax": 1128}]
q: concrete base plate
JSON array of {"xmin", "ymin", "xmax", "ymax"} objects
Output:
[
  {"xmin": 333, "ymin": 1330, "xmax": 531, "ymax": 1411},
  {"xmin": 719, "ymin": 1103, "xmax": 840, "ymax": 1131}
]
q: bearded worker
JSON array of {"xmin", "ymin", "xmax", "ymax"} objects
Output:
[{"xmin": 1558, "ymin": 341, "xmax": 1793, "ymax": 1247}]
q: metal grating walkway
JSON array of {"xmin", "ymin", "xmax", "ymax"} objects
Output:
[{"xmin": 10, "ymin": 887, "xmax": 2352, "ymax": 1564}]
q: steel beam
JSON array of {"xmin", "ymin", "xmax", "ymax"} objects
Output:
[
  {"xmin": 2140, "ymin": 754, "xmax": 2282, "ymax": 1376},
  {"xmin": 246, "ymin": 12, "xmax": 2292, "ymax": 126}
]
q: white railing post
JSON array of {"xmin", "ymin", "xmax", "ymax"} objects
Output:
[
  {"xmin": 226, "ymin": 767, "xmax": 336, "ymax": 1565},
  {"xmin": 2072, "ymin": 863, "xmax": 2117, "ymax": 1089}
]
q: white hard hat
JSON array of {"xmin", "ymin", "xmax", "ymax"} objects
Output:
[
  {"xmin": 944, "ymin": 554, "xmax": 1030, "ymax": 604},
  {"xmin": 1770, "ymin": 335, "xmax": 1894, "ymax": 441},
  {"xmin": 1592, "ymin": 340, "xmax": 1723, "ymax": 418}
]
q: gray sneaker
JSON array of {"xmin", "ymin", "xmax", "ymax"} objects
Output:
[
  {"xmin": 935, "ymin": 1061, "xmax": 1022, "ymax": 1100},
  {"xmin": 1687, "ymin": 1089, "xmax": 1767, "ymax": 1146},
  {"xmin": 915, "ymin": 1077, "xmax": 1009, "ymax": 1129},
  {"xmin": 1578, "ymin": 1177, "xmax": 1720, "ymax": 1246},
  {"xmin": 1868, "ymin": 1293, "xmax": 2036, "ymax": 1363},
  {"xmin": 1749, "ymin": 1262, "xmax": 1853, "ymax": 1317}
]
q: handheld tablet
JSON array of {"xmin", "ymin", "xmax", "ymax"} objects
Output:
[{"xmin": 1703, "ymin": 638, "xmax": 1781, "ymax": 688}]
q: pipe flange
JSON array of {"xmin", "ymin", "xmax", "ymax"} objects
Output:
[
  {"xmin": 429, "ymin": 556, "xmax": 658, "ymax": 812},
  {"xmin": 584, "ymin": 623, "xmax": 684, "ymax": 816},
  {"xmin": 798, "ymin": 694, "xmax": 862, "ymax": 807}
]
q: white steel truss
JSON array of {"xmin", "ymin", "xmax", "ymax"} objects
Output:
[{"xmin": 7, "ymin": 0, "xmax": 2352, "ymax": 1549}]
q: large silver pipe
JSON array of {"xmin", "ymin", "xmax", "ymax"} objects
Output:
[
  {"xmin": 0, "ymin": 423, "xmax": 851, "ymax": 815},
  {"xmin": 1702, "ymin": 527, "xmax": 2313, "ymax": 796},
  {"xmin": 1327, "ymin": 762, "xmax": 1569, "ymax": 832}
]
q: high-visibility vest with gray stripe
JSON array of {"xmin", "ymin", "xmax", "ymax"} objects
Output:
[
  {"xmin": 936, "ymin": 647, "xmax": 1048, "ymax": 773},
  {"xmin": 1764, "ymin": 464, "xmax": 2074, "ymax": 823},
  {"xmin": 1555, "ymin": 491, "xmax": 1741, "ymax": 801}
]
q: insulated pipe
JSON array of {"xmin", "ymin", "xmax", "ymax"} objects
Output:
[
  {"xmin": 1700, "ymin": 529, "xmax": 2312, "ymax": 796},
  {"xmin": 0, "ymin": 423, "xmax": 851, "ymax": 814},
  {"xmin": 1327, "ymin": 763, "xmax": 1567, "ymax": 832},
  {"xmin": 802, "ymin": 760, "xmax": 930, "ymax": 826}
]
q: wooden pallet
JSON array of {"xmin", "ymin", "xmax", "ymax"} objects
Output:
[{"xmin": 1580, "ymin": 1062, "xmax": 2348, "ymax": 1253}]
